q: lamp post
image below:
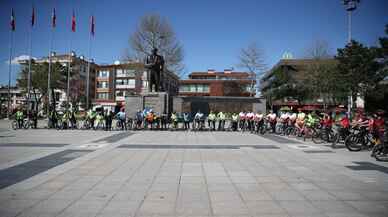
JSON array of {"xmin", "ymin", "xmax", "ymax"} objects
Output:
[
  {"xmin": 342, "ymin": 0, "xmax": 360, "ymax": 43},
  {"xmin": 342, "ymin": 0, "xmax": 360, "ymax": 117}
]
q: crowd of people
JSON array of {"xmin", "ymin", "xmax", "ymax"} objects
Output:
[{"xmin": 11, "ymin": 107, "xmax": 386, "ymax": 142}]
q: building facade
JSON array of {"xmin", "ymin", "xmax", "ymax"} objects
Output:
[
  {"xmin": 18, "ymin": 51, "xmax": 97, "ymax": 111},
  {"xmin": 94, "ymin": 62, "xmax": 179, "ymax": 111},
  {"xmin": 179, "ymin": 69, "xmax": 255, "ymax": 97},
  {"xmin": 0, "ymin": 86, "xmax": 25, "ymax": 117},
  {"xmin": 260, "ymin": 58, "xmax": 340, "ymax": 111}
]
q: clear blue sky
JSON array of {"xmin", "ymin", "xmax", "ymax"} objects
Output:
[{"xmin": 0, "ymin": 0, "xmax": 387, "ymax": 85}]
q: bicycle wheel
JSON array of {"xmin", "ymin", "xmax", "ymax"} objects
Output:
[
  {"xmin": 373, "ymin": 144, "xmax": 388, "ymax": 162},
  {"xmin": 275, "ymin": 125, "xmax": 282, "ymax": 135},
  {"xmin": 312, "ymin": 130, "xmax": 324, "ymax": 144},
  {"xmin": 11, "ymin": 121, "xmax": 18, "ymax": 130},
  {"xmin": 331, "ymin": 133, "xmax": 339, "ymax": 148},
  {"xmin": 345, "ymin": 134, "xmax": 363, "ymax": 152},
  {"xmin": 23, "ymin": 120, "xmax": 31, "ymax": 129}
]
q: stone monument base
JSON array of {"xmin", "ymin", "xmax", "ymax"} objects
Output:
[{"xmin": 125, "ymin": 92, "xmax": 169, "ymax": 117}]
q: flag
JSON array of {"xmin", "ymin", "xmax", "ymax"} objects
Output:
[
  {"xmin": 31, "ymin": 7, "xmax": 35, "ymax": 27},
  {"xmin": 52, "ymin": 8, "xmax": 56, "ymax": 28},
  {"xmin": 71, "ymin": 10, "xmax": 76, "ymax": 32},
  {"xmin": 10, "ymin": 9, "xmax": 15, "ymax": 31},
  {"xmin": 90, "ymin": 15, "xmax": 95, "ymax": 36}
]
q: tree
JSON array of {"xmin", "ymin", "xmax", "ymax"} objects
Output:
[
  {"xmin": 304, "ymin": 61, "xmax": 347, "ymax": 108},
  {"xmin": 305, "ymin": 40, "xmax": 332, "ymax": 59},
  {"xmin": 17, "ymin": 61, "xmax": 67, "ymax": 111},
  {"xmin": 335, "ymin": 40, "xmax": 384, "ymax": 109},
  {"xmin": 129, "ymin": 14, "xmax": 184, "ymax": 75},
  {"xmin": 237, "ymin": 42, "xmax": 267, "ymax": 96}
]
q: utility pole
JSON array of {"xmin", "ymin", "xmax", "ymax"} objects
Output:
[{"xmin": 342, "ymin": 0, "xmax": 360, "ymax": 117}]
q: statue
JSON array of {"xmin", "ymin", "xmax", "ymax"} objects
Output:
[{"xmin": 145, "ymin": 48, "xmax": 165, "ymax": 92}]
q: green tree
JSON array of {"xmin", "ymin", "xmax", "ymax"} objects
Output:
[
  {"xmin": 17, "ymin": 61, "xmax": 67, "ymax": 111},
  {"xmin": 335, "ymin": 40, "xmax": 383, "ymax": 109}
]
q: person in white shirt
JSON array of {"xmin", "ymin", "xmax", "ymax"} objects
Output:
[
  {"xmin": 266, "ymin": 111, "xmax": 277, "ymax": 133},
  {"xmin": 239, "ymin": 111, "xmax": 246, "ymax": 131}
]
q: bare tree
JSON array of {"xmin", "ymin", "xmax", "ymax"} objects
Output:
[
  {"xmin": 237, "ymin": 42, "xmax": 267, "ymax": 96},
  {"xmin": 128, "ymin": 14, "xmax": 184, "ymax": 75},
  {"xmin": 305, "ymin": 40, "xmax": 332, "ymax": 59}
]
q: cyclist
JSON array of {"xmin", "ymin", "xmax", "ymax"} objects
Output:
[
  {"xmin": 104, "ymin": 110, "xmax": 113, "ymax": 131},
  {"xmin": 135, "ymin": 110, "xmax": 143, "ymax": 129},
  {"xmin": 239, "ymin": 111, "xmax": 246, "ymax": 131},
  {"xmin": 116, "ymin": 108, "xmax": 126, "ymax": 130},
  {"xmin": 295, "ymin": 109, "xmax": 306, "ymax": 133},
  {"xmin": 266, "ymin": 110, "xmax": 277, "ymax": 133},
  {"xmin": 254, "ymin": 111, "xmax": 264, "ymax": 133},
  {"xmin": 279, "ymin": 111, "xmax": 289, "ymax": 134},
  {"xmin": 217, "ymin": 111, "xmax": 226, "ymax": 131},
  {"xmin": 171, "ymin": 111, "xmax": 178, "ymax": 129},
  {"xmin": 70, "ymin": 110, "xmax": 77, "ymax": 129},
  {"xmin": 183, "ymin": 112, "xmax": 190, "ymax": 130},
  {"xmin": 208, "ymin": 111, "xmax": 216, "ymax": 131},
  {"xmin": 62, "ymin": 110, "xmax": 70, "ymax": 129},
  {"xmin": 146, "ymin": 111, "xmax": 154, "ymax": 130},
  {"xmin": 246, "ymin": 111, "xmax": 255, "ymax": 132},
  {"xmin": 161, "ymin": 112, "xmax": 168, "ymax": 130},
  {"xmin": 231, "ymin": 113, "xmax": 239, "ymax": 131},
  {"xmin": 372, "ymin": 111, "xmax": 385, "ymax": 144},
  {"xmin": 288, "ymin": 111, "xmax": 297, "ymax": 127},
  {"xmin": 15, "ymin": 108, "xmax": 24, "ymax": 129},
  {"xmin": 305, "ymin": 112, "xmax": 318, "ymax": 130},
  {"xmin": 193, "ymin": 110, "xmax": 204, "ymax": 130}
]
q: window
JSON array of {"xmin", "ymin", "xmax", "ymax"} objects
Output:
[
  {"xmin": 98, "ymin": 70, "xmax": 109, "ymax": 78},
  {"xmin": 189, "ymin": 84, "xmax": 197, "ymax": 92},
  {"xmin": 179, "ymin": 84, "xmax": 209, "ymax": 93},
  {"xmin": 127, "ymin": 79, "xmax": 135, "ymax": 88},
  {"xmin": 179, "ymin": 85, "xmax": 190, "ymax": 92},
  {"xmin": 124, "ymin": 69, "xmax": 136, "ymax": 77},
  {"xmin": 116, "ymin": 91, "xmax": 124, "ymax": 97},
  {"xmin": 97, "ymin": 93, "xmax": 109, "ymax": 99},
  {"xmin": 197, "ymin": 84, "xmax": 204, "ymax": 92},
  {"xmin": 97, "ymin": 81, "xmax": 109, "ymax": 88},
  {"xmin": 203, "ymin": 84, "xmax": 209, "ymax": 93}
]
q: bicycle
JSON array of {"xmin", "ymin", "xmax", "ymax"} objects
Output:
[
  {"xmin": 344, "ymin": 126, "xmax": 375, "ymax": 152},
  {"xmin": 371, "ymin": 130, "xmax": 388, "ymax": 161},
  {"xmin": 331, "ymin": 124, "xmax": 351, "ymax": 148},
  {"xmin": 11, "ymin": 118, "xmax": 30, "ymax": 130}
]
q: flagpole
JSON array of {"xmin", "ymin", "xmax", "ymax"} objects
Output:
[
  {"xmin": 7, "ymin": 23, "xmax": 14, "ymax": 119},
  {"xmin": 86, "ymin": 16, "xmax": 93, "ymax": 110},
  {"xmin": 47, "ymin": 16, "xmax": 54, "ymax": 116},
  {"xmin": 67, "ymin": 36, "xmax": 72, "ymax": 109},
  {"xmin": 47, "ymin": 25, "xmax": 54, "ymax": 117},
  {"xmin": 27, "ymin": 13, "xmax": 33, "ymax": 117}
]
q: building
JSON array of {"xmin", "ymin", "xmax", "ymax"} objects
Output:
[
  {"xmin": 18, "ymin": 51, "xmax": 97, "ymax": 111},
  {"xmin": 94, "ymin": 61, "xmax": 179, "ymax": 111},
  {"xmin": 260, "ymin": 58, "xmax": 340, "ymax": 111},
  {"xmin": 0, "ymin": 85, "xmax": 25, "ymax": 117},
  {"xmin": 179, "ymin": 69, "xmax": 255, "ymax": 97},
  {"xmin": 173, "ymin": 69, "xmax": 265, "ymax": 115}
]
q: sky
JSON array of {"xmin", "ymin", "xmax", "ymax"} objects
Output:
[{"xmin": 0, "ymin": 0, "xmax": 387, "ymax": 85}]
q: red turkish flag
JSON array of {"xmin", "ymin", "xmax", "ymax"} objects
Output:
[
  {"xmin": 10, "ymin": 9, "xmax": 15, "ymax": 31},
  {"xmin": 52, "ymin": 8, "xmax": 56, "ymax": 28},
  {"xmin": 90, "ymin": 15, "xmax": 95, "ymax": 36},
  {"xmin": 71, "ymin": 10, "xmax": 76, "ymax": 32}
]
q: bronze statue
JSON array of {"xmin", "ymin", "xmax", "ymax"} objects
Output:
[{"xmin": 145, "ymin": 48, "xmax": 165, "ymax": 92}]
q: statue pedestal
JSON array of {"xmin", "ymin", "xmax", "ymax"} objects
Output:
[{"xmin": 125, "ymin": 92, "xmax": 169, "ymax": 117}]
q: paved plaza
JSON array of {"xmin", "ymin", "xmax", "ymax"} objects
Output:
[{"xmin": 0, "ymin": 120, "xmax": 387, "ymax": 217}]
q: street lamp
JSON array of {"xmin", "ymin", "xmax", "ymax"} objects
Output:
[
  {"xmin": 342, "ymin": 0, "xmax": 360, "ymax": 43},
  {"xmin": 342, "ymin": 0, "xmax": 360, "ymax": 117}
]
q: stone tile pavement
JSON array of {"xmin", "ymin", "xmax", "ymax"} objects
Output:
[{"xmin": 0, "ymin": 122, "xmax": 387, "ymax": 217}]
